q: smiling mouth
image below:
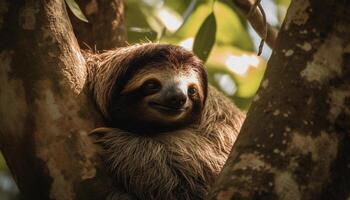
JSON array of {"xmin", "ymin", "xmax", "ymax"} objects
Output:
[{"xmin": 149, "ymin": 102, "xmax": 186, "ymax": 115}]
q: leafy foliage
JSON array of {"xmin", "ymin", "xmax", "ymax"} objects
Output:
[
  {"xmin": 65, "ymin": 0, "xmax": 88, "ymax": 23},
  {"xmin": 123, "ymin": 0, "xmax": 290, "ymax": 110},
  {"xmin": 193, "ymin": 12, "xmax": 217, "ymax": 62},
  {"xmin": 0, "ymin": 154, "xmax": 6, "ymax": 171}
]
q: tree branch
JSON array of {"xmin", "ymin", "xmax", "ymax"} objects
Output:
[
  {"xmin": 233, "ymin": 0, "xmax": 278, "ymax": 50},
  {"xmin": 0, "ymin": 0, "xmax": 113, "ymax": 198},
  {"xmin": 209, "ymin": 0, "xmax": 350, "ymax": 199}
]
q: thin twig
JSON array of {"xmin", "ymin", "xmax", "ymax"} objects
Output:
[
  {"xmin": 247, "ymin": 0, "xmax": 267, "ymax": 56},
  {"xmin": 247, "ymin": 0, "xmax": 261, "ymax": 18},
  {"xmin": 246, "ymin": 0, "xmax": 267, "ymax": 56},
  {"xmin": 233, "ymin": 0, "xmax": 275, "ymax": 54},
  {"xmin": 257, "ymin": 3, "xmax": 267, "ymax": 56}
]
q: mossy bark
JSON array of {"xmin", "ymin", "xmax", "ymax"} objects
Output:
[
  {"xmin": 0, "ymin": 0, "xmax": 125, "ymax": 199},
  {"xmin": 209, "ymin": 0, "xmax": 350, "ymax": 199}
]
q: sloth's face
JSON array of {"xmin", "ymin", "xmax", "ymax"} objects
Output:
[{"xmin": 110, "ymin": 65, "xmax": 206, "ymax": 133}]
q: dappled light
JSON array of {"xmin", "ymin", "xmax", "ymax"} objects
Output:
[
  {"xmin": 156, "ymin": 7, "xmax": 182, "ymax": 32},
  {"xmin": 179, "ymin": 37, "xmax": 194, "ymax": 51},
  {"xmin": 213, "ymin": 73, "xmax": 237, "ymax": 96},
  {"xmin": 123, "ymin": 0, "xmax": 290, "ymax": 109},
  {"xmin": 225, "ymin": 54, "xmax": 260, "ymax": 76}
]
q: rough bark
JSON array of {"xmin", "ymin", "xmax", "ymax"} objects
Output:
[
  {"xmin": 69, "ymin": 0, "xmax": 126, "ymax": 50},
  {"xmin": 0, "ymin": 0, "xmax": 114, "ymax": 199},
  {"xmin": 209, "ymin": 0, "xmax": 350, "ymax": 199}
]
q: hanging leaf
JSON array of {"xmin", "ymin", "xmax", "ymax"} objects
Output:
[
  {"xmin": 193, "ymin": 12, "xmax": 216, "ymax": 62},
  {"xmin": 65, "ymin": 0, "xmax": 89, "ymax": 23}
]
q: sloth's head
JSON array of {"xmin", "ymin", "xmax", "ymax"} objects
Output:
[
  {"xmin": 112, "ymin": 64, "xmax": 206, "ymax": 133},
  {"xmin": 92, "ymin": 44, "xmax": 208, "ymax": 133}
]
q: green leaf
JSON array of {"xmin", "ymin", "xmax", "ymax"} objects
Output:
[
  {"xmin": 0, "ymin": 153, "xmax": 7, "ymax": 171},
  {"xmin": 65, "ymin": 0, "xmax": 88, "ymax": 23},
  {"xmin": 193, "ymin": 12, "xmax": 217, "ymax": 62}
]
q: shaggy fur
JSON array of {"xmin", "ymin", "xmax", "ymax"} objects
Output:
[
  {"xmin": 86, "ymin": 43, "xmax": 207, "ymax": 126},
  {"xmin": 86, "ymin": 43, "xmax": 245, "ymax": 200}
]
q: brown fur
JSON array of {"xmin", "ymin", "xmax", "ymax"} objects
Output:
[
  {"xmin": 86, "ymin": 43, "xmax": 245, "ymax": 199},
  {"xmin": 85, "ymin": 43, "xmax": 207, "ymax": 124}
]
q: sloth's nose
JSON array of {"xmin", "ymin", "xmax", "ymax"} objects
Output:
[{"xmin": 165, "ymin": 89, "xmax": 187, "ymax": 109}]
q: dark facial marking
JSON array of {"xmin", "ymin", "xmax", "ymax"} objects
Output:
[
  {"xmin": 103, "ymin": 44, "xmax": 208, "ymax": 133},
  {"xmin": 141, "ymin": 79, "xmax": 162, "ymax": 96},
  {"xmin": 187, "ymin": 85, "xmax": 197, "ymax": 96}
]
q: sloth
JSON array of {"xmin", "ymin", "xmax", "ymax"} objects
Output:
[{"xmin": 86, "ymin": 43, "xmax": 245, "ymax": 200}]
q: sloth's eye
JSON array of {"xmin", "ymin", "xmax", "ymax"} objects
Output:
[
  {"xmin": 142, "ymin": 80, "xmax": 161, "ymax": 94},
  {"xmin": 188, "ymin": 86, "xmax": 197, "ymax": 95}
]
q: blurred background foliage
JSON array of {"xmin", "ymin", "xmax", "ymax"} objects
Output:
[
  {"xmin": 125, "ymin": 0, "xmax": 290, "ymax": 109},
  {"xmin": 0, "ymin": 154, "xmax": 19, "ymax": 199},
  {"xmin": 0, "ymin": 0, "xmax": 290, "ymax": 198}
]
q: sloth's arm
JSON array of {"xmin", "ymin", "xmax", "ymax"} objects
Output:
[{"xmin": 90, "ymin": 128, "xmax": 138, "ymax": 200}]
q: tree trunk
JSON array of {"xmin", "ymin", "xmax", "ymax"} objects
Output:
[
  {"xmin": 0, "ymin": 0, "xmax": 120, "ymax": 199},
  {"xmin": 209, "ymin": 0, "xmax": 350, "ymax": 199},
  {"xmin": 68, "ymin": 0, "xmax": 126, "ymax": 50}
]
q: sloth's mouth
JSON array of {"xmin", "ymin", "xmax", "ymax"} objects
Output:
[{"xmin": 149, "ymin": 102, "xmax": 186, "ymax": 115}]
